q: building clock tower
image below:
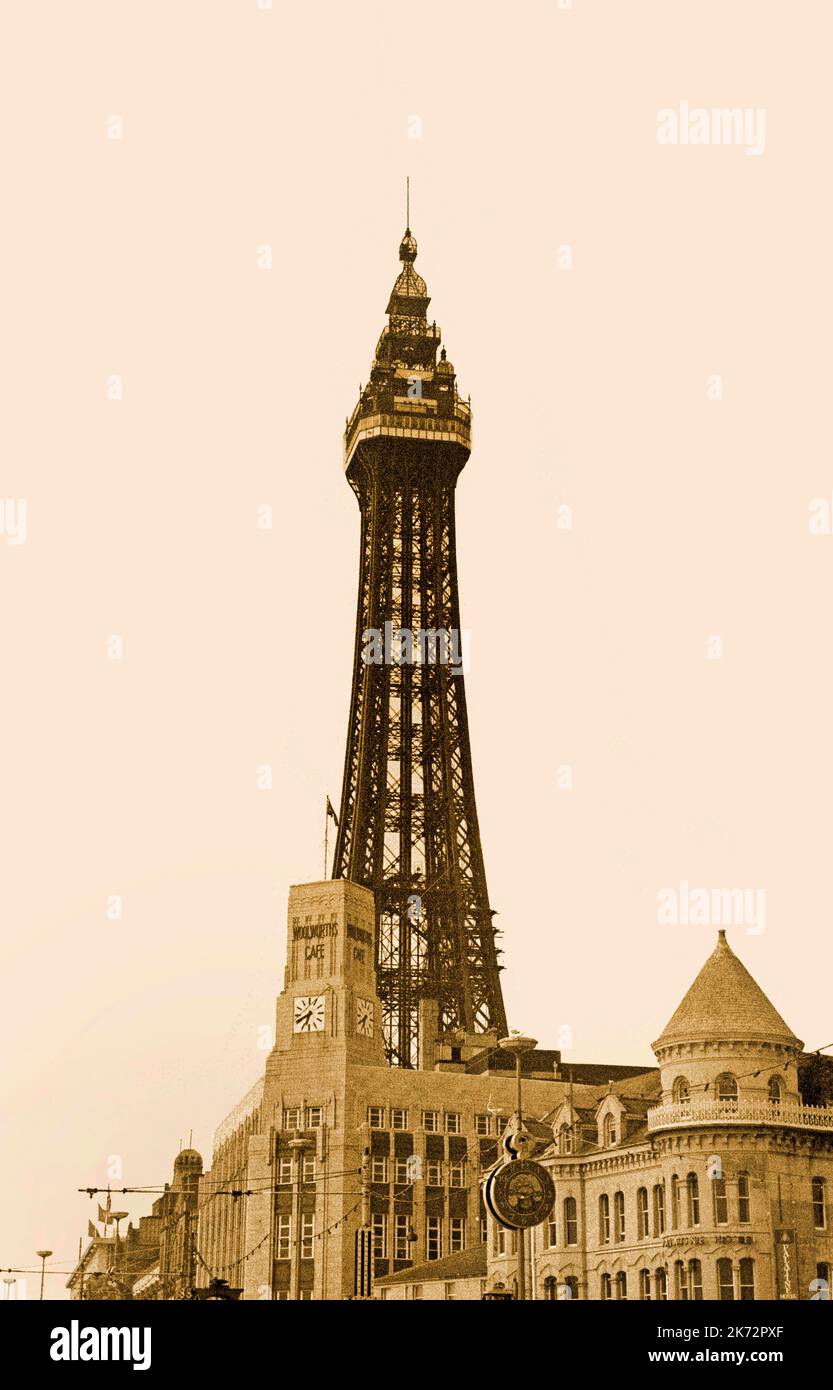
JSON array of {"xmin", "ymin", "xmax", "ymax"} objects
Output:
[{"xmin": 272, "ymin": 879, "xmax": 386, "ymax": 1066}]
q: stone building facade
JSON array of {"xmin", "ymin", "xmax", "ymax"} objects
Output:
[
  {"xmin": 195, "ymin": 878, "xmax": 651, "ymax": 1300},
  {"xmin": 487, "ymin": 931, "xmax": 833, "ymax": 1301}
]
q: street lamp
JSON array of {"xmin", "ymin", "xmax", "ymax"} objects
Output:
[
  {"xmin": 36, "ymin": 1250, "xmax": 53, "ymax": 1301},
  {"xmin": 498, "ymin": 1033, "xmax": 538, "ymax": 1302},
  {"xmin": 2, "ymin": 1276, "xmax": 16, "ymax": 1301}
]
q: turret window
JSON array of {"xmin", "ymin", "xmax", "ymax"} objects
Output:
[
  {"xmin": 672, "ymin": 1077, "xmax": 690, "ymax": 1106},
  {"xmin": 686, "ymin": 1173, "xmax": 700, "ymax": 1227},
  {"xmin": 715, "ymin": 1073, "xmax": 738, "ymax": 1107},
  {"xmin": 713, "ymin": 1176, "xmax": 728, "ymax": 1225}
]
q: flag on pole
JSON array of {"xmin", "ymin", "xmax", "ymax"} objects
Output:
[
  {"xmin": 98, "ymin": 1204, "xmax": 112, "ymax": 1225},
  {"xmin": 326, "ymin": 797, "xmax": 339, "ymax": 827}
]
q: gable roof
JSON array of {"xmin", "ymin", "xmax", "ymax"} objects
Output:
[
  {"xmin": 374, "ymin": 1243, "xmax": 487, "ymax": 1287},
  {"xmin": 653, "ymin": 931, "xmax": 801, "ymax": 1050}
]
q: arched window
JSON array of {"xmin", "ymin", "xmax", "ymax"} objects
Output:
[
  {"xmin": 563, "ymin": 1276, "xmax": 579, "ymax": 1301},
  {"xmin": 717, "ymin": 1257, "xmax": 734, "ymax": 1301},
  {"xmin": 812, "ymin": 1177, "xmax": 827, "ymax": 1230},
  {"xmin": 637, "ymin": 1187, "xmax": 649, "ymax": 1240},
  {"xmin": 671, "ymin": 1174, "xmax": 681, "ymax": 1229},
  {"xmin": 713, "ymin": 1175, "xmax": 728, "ymax": 1225},
  {"xmin": 543, "ymin": 1275, "xmax": 557, "ymax": 1301},
  {"xmin": 638, "ymin": 1268, "xmax": 651, "ymax": 1300},
  {"xmin": 814, "ymin": 1263, "xmax": 831, "ymax": 1302},
  {"xmin": 767, "ymin": 1074, "xmax": 783, "ymax": 1105},
  {"xmin": 564, "ymin": 1196, "xmax": 578, "ymax": 1246},
  {"xmin": 715, "ymin": 1073, "xmax": 738, "ymax": 1107},
  {"xmin": 689, "ymin": 1259, "xmax": 703, "ymax": 1300},
  {"xmin": 654, "ymin": 1266, "xmax": 668, "ymax": 1300},
  {"xmin": 603, "ymin": 1114, "xmax": 617, "ymax": 1147},
  {"xmin": 674, "ymin": 1259, "xmax": 689, "ymax": 1300},
  {"xmin": 652, "ymin": 1183, "xmax": 666, "ymax": 1237},
  {"xmin": 559, "ymin": 1122, "xmax": 573, "ymax": 1155},
  {"xmin": 739, "ymin": 1258, "xmax": 755, "ymax": 1301},
  {"xmin": 599, "ymin": 1194, "xmax": 610, "ymax": 1245},
  {"xmin": 615, "ymin": 1271, "xmax": 627, "ymax": 1300},
  {"xmin": 686, "ymin": 1173, "xmax": 700, "ymax": 1227},
  {"xmin": 672, "ymin": 1076, "xmax": 690, "ymax": 1106},
  {"xmin": 614, "ymin": 1191, "xmax": 626, "ymax": 1242},
  {"xmin": 737, "ymin": 1173, "xmax": 751, "ymax": 1224},
  {"xmin": 600, "ymin": 1272, "xmax": 612, "ymax": 1300}
]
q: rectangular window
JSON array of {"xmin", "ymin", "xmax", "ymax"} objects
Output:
[
  {"xmin": 422, "ymin": 1110, "xmax": 439, "ymax": 1133},
  {"xmin": 394, "ymin": 1215, "xmax": 410, "ymax": 1261},
  {"xmin": 411, "ymin": 1284, "xmax": 423, "ymax": 1300},
  {"xmin": 368, "ymin": 1106, "xmax": 385, "ymax": 1129},
  {"xmin": 391, "ymin": 1107, "xmax": 408, "ymax": 1130},
  {"xmin": 449, "ymin": 1158, "xmax": 466, "ymax": 1188},
  {"xmin": 302, "ymin": 1154, "xmax": 316, "ymax": 1183},
  {"xmin": 739, "ymin": 1258, "xmax": 754, "ymax": 1301},
  {"xmin": 689, "ymin": 1259, "xmax": 703, "ymax": 1301},
  {"xmin": 371, "ymin": 1156, "xmax": 389, "ymax": 1184},
  {"xmin": 564, "ymin": 1197, "xmax": 578, "ymax": 1246},
  {"xmin": 301, "ymin": 1213, "xmax": 314, "ymax": 1260},
  {"xmin": 653, "ymin": 1184, "xmax": 666, "ymax": 1236},
  {"xmin": 276, "ymin": 1214, "xmax": 291, "ymax": 1260},
  {"xmin": 738, "ymin": 1174, "xmax": 751, "ymax": 1224},
  {"xmin": 444, "ymin": 1282, "xmax": 455, "ymax": 1300},
  {"xmin": 547, "ymin": 1213, "xmax": 557, "ymax": 1248},
  {"xmin": 426, "ymin": 1159, "xmax": 443, "ymax": 1187},
  {"xmin": 306, "ymin": 1106, "xmax": 322, "ymax": 1129},
  {"xmin": 614, "ymin": 1192, "xmax": 625, "ymax": 1243},
  {"xmin": 675, "ymin": 1260, "xmax": 689, "ymax": 1301},
  {"xmin": 284, "ymin": 1107, "xmax": 300, "ymax": 1129},
  {"xmin": 494, "ymin": 1225, "xmax": 506, "ymax": 1256},
  {"xmin": 713, "ymin": 1177, "xmax": 728, "ymax": 1225},
  {"xmin": 445, "ymin": 1112, "xmax": 462, "ymax": 1134},
  {"xmin": 717, "ymin": 1257, "xmax": 735, "ymax": 1301},
  {"xmin": 372, "ymin": 1213, "xmax": 387, "ymax": 1259},
  {"xmin": 277, "ymin": 1156, "xmax": 293, "ymax": 1185},
  {"xmin": 639, "ymin": 1269, "xmax": 651, "ymax": 1300},
  {"xmin": 394, "ymin": 1157, "xmax": 410, "ymax": 1185},
  {"xmin": 426, "ymin": 1216, "xmax": 442, "ymax": 1260},
  {"xmin": 638, "ymin": 1187, "xmax": 649, "ymax": 1240},
  {"xmin": 475, "ymin": 1114, "xmax": 491, "ymax": 1136},
  {"xmin": 480, "ymin": 1216, "xmax": 488, "ymax": 1245},
  {"xmin": 812, "ymin": 1178, "xmax": 827, "ymax": 1230},
  {"xmin": 450, "ymin": 1217, "xmax": 465, "ymax": 1253}
]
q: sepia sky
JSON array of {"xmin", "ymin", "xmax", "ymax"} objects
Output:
[{"xmin": 2, "ymin": 0, "xmax": 832, "ymax": 1296}]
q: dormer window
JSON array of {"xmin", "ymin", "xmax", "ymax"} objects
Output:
[
  {"xmin": 603, "ymin": 1114, "xmax": 617, "ymax": 1147},
  {"xmin": 559, "ymin": 1122, "xmax": 573, "ymax": 1155},
  {"xmin": 767, "ymin": 1074, "xmax": 784, "ymax": 1106}
]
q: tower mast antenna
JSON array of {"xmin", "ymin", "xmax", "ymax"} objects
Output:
[{"xmin": 406, "ymin": 175, "xmax": 410, "ymax": 230}]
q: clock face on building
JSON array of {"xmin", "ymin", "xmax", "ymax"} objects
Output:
[
  {"xmin": 356, "ymin": 998, "xmax": 374, "ymax": 1037},
  {"xmin": 293, "ymin": 995, "xmax": 325, "ymax": 1033}
]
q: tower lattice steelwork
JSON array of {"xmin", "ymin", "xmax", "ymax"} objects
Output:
[{"xmin": 333, "ymin": 223, "xmax": 507, "ymax": 1067}]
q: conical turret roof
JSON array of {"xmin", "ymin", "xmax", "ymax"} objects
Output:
[{"xmin": 652, "ymin": 931, "xmax": 801, "ymax": 1050}]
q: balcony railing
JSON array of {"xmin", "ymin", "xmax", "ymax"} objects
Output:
[
  {"xmin": 345, "ymin": 400, "xmax": 472, "ymax": 463},
  {"xmin": 647, "ymin": 1098, "xmax": 833, "ymax": 1133}
]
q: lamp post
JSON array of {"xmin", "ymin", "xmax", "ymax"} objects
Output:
[
  {"xmin": 2, "ymin": 1276, "xmax": 16, "ymax": 1301},
  {"xmin": 36, "ymin": 1250, "xmax": 53, "ymax": 1301},
  {"xmin": 498, "ymin": 1033, "xmax": 538, "ymax": 1301}
]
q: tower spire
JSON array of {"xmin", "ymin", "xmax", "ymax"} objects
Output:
[
  {"xmin": 406, "ymin": 175, "xmax": 410, "ymax": 230},
  {"xmin": 333, "ymin": 221, "xmax": 507, "ymax": 1068}
]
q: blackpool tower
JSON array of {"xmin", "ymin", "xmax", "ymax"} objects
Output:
[{"xmin": 332, "ymin": 220, "xmax": 507, "ymax": 1067}]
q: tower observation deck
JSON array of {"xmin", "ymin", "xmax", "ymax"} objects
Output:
[{"xmin": 332, "ymin": 224, "xmax": 508, "ymax": 1067}]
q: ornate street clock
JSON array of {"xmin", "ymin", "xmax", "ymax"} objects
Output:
[
  {"xmin": 356, "ymin": 998, "xmax": 374, "ymax": 1037},
  {"xmin": 293, "ymin": 995, "xmax": 325, "ymax": 1033}
]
